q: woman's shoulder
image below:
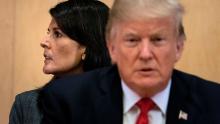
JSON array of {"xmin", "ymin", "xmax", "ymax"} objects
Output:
[
  {"xmin": 13, "ymin": 89, "xmax": 43, "ymax": 109},
  {"xmin": 9, "ymin": 89, "xmax": 43, "ymax": 124},
  {"xmin": 15, "ymin": 89, "xmax": 41, "ymax": 102}
]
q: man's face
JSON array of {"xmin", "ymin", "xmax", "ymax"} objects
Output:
[{"xmin": 107, "ymin": 17, "xmax": 184, "ymax": 97}]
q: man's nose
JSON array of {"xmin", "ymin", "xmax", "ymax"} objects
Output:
[{"xmin": 139, "ymin": 41, "xmax": 153, "ymax": 60}]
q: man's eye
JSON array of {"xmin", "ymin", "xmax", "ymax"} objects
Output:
[
  {"xmin": 127, "ymin": 38, "xmax": 139, "ymax": 42},
  {"xmin": 124, "ymin": 37, "xmax": 140, "ymax": 47},
  {"xmin": 151, "ymin": 37, "xmax": 163, "ymax": 42}
]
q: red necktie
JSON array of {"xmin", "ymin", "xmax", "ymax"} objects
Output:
[{"xmin": 136, "ymin": 98, "xmax": 155, "ymax": 124}]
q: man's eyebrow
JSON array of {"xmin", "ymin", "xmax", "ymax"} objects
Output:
[
  {"xmin": 122, "ymin": 30, "xmax": 139, "ymax": 37},
  {"xmin": 124, "ymin": 33, "xmax": 137, "ymax": 37}
]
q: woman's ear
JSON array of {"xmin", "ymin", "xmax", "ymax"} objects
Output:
[{"xmin": 81, "ymin": 47, "xmax": 86, "ymax": 60}]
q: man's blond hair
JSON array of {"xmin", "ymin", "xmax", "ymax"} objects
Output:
[{"xmin": 106, "ymin": 0, "xmax": 185, "ymax": 41}]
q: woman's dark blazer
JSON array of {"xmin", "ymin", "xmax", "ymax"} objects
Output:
[{"xmin": 9, "ymin": 89, "xmax": 42, "ymax": 124}]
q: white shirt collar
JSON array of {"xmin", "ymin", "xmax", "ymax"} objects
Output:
[{"xmin": 122, "ymin": 79, "xmax": 171, "ymax": 115}]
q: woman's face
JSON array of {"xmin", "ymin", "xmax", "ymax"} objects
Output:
[{"xmin": 40, "ymin": 19, "xmax": 86, "ymax": 76}]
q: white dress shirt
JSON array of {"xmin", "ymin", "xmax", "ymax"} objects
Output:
[{"xmin": 122, "ymin": 80, "xmax": 171, "ymax": 124}]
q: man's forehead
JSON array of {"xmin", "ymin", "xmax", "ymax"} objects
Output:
[{"xmin": 115, "ymin": 19, "xmax": 174, "ymax": 34}]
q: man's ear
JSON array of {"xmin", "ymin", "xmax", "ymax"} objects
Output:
[
  {"xmin": 175, "ymin": 38, "xmax": 184, "ymax": 62},
  {"xmin": 107, "ymin": 40, "xmax": 116, "ymax": 64}
]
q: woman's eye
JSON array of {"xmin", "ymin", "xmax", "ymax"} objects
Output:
[{"xmin": 53, "ymin": 31, "xmax": 63, "ymax": 38}]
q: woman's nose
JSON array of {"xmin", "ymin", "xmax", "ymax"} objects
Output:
[{"xmin": 40, "ymin": 35, "xmax": 50, "ymax": 48}]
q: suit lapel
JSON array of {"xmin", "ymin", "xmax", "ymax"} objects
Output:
[
  {"xmin": 166, "ymin": 70, "xmax": 189, "ymax": 124},
  {"xmin": 166, "ymin": 70, "xmax": 205, "ymax": 124},
  {"xmin": 93, "ymin": 66, "xmax": 123, "ymax": 124}
]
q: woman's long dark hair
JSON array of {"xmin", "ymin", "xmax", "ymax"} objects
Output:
[{"xmin": 49, "ymin": 0, "xmax": 111, "ymax": 71}]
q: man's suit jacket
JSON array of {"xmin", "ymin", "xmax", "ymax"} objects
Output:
[
  {"xmin": 9, "ymin": 89, "xmax": 43, "ymax": 124},
  {"xmin": 41, "ymin": 66, "xmax": 220, "ymax": 124}
]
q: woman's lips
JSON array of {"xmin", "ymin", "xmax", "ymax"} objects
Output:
[{"xmin": 43, "ymin": 54, "xmax": 52, "ymax": 63}]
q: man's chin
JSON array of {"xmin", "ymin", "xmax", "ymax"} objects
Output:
[{"xmin": 133, "ymin": 77, "xmax": 162, "ymax": 86}]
